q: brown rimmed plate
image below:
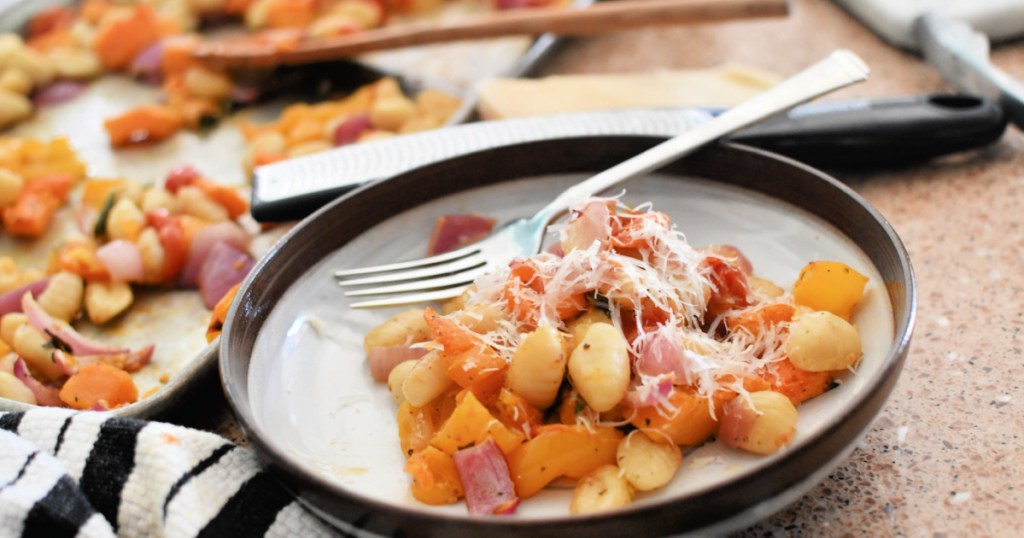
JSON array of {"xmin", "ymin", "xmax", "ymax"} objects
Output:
[{"xmin": 220, "ymin": 136, "xmax": 915, "ymax": 536}]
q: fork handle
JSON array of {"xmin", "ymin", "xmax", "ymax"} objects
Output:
[{"xmin": 529, "ymin": 49, "xmax": 871, "ymax": 226}]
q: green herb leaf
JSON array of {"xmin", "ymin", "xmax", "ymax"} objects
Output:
[{"xmin": 93, "ymin": 191, "xmax": 116, "ymax": 237}]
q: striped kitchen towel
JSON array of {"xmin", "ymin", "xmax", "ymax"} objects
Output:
[{"xmin": 0, "ymin": 408, "xmax": 342, "ymax": 538}]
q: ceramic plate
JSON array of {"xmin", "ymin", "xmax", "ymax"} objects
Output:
[{"xmin": 221, "ymin": 137, "xmax": 916, "ymax": 536}]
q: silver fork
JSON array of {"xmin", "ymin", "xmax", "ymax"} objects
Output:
[{"xmin": 336, "ymin": 50, "xmax": 870, "ymax": 308}]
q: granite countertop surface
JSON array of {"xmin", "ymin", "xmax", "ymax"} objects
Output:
[
  {"xmin": 194, "ymin": 0, "xmax": 1024, "ymax": 535},
  {"xmin": 531, "ymin": 0, "xmax": 1022, "ymax": 535}
]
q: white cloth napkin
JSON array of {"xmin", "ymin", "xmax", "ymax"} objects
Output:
[{"xmin": 0, "ymin": 408, "xmax": 341, "ymax": 537}]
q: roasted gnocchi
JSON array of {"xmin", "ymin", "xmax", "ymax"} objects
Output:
[
  {"xmin": 363, "ymin": 308, "xmax": 431, "ymax": 353},
  {"xmin": 616, "ymin": 430, "xmax": 682, "ymax": 491},
  {"xmin": 570, "ymin": 464, "xmax": 634, "ymax": 515},
  {"xmin": 507, "ymin": 325, "xmax": 566, "ymax": 409},
  {"xmin": 719, "ymin": 391, "xmax": 799, "ymax": 455}
]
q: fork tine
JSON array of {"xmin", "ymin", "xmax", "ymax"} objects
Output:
[
  {"xmin": 342, "ymin": 267, "xmax": 487, "ymax": 297},
  {"xmin": 350, "ymin": 287, "xmax": 469, "ymax": 308},
  {"xmin": 336, "ymin": 253, "xmax": 487, "ymax": 287},
  {"xmin": 334, "ymin": 243, "xmax": 481, "ymax": 278}
]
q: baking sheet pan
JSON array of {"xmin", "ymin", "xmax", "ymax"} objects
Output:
[{"xmin": 0, "ymin": 0, "xmax": 588, "ymax": 416}]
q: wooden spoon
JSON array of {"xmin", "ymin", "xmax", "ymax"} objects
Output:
[{"xmin": 193, "ymin": 0, "xmax": 789, "ymax": 70}]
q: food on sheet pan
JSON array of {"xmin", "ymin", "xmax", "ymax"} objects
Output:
[
  {"xmin": 239, "ymin": 77, "xmax": 461, "ymax": 172},
  {"xmin": 0, "ymin": 0, "xmax": 560, "ymax": 146},
  {"xmin": 0, "ymin": 136, "xmax": 255, "ymax": 409}
]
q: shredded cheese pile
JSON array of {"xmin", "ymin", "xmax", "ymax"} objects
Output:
[{"xmin": 458, "ymin": 198, "xmax": 792, "ymax": 418}]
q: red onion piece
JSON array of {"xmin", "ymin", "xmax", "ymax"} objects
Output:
[
  {"xmin": 427, "ymin": 214, "xmax": 497, "ymax": 256},
  {"xmin": 636, "ymin": 330, "xmax": 687, "ymax": 379},
  {"xmin": 164, "ymin": 164, "xmax": 200, "ymax": 193},
  {"xmin": 196, "ymin": 241, "xmax": 255, "ymax": 309},
  {"xmin": 495, "ymin": 0, "xmax": 556, "ymax": 10},
  {"xmin": 129, "ymin": 41, "xmax": 164, "ymax": 84},
  {"xmin": 13, "ymin": 358, "xmax": 63, "ymax": 407},
  {"xmin": 96, "ymin": 240, "xmax": 145, "ymax": 282},
  {"xmin": 53, "ymin": 345, "xmax": 154, "ymax": 376},
  {"xmin": 562, "ymin": 200, "xmax": 611, "ymax": 252},
  {"xmin": 144, "ymin": 207, "xmax": 173, "ymax": 229},
  {"xmin": 230, "ymin": 84, "xmax": 262, "ymax": 105},
  {"xmin": 332, "ymin": 113, "xmax": 372, "ymax": 146},
  {"xmin": 367, "ymin": 345, "xmax": 427, "ymax": 382},
  {"xmin": 492, "ymin": 498, "xmax": 521, "ymax": 515},
  {"xmin": 495, "ymin": 0, "xmax": 530, "ymax": 9},
  {"xmin": 706, "ymin": 244, "xmax": 753, "ymax": 275},
  {"xmin": 22, "ymin": 293, "xmax": 127, "ymax": 356},
  {"xmin": 453, "ymin": 439, "xmax": 519, "ymax": 516},
  {"xmin": 624, "ymin": 375, "xmax": 674, "ymax": 408},
  {"xmin": 179, "ymin": 221, "xmax": 251, "ymax": 288},
  {"xmin": 32, "ymin": 81, "xmax": 88, "ymax": 107},
  {"xmin": 0, "ymin": 277, "xmax": 52, "ymax": 317},
  {"xmin": 52, "ymin": 350, "xmax": 77, "ymax": 377},
  {"xmin": 124, "ymin": 344, "xmax": 155, "ymax": 372}
]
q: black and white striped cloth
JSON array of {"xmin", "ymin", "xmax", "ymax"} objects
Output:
[{"xmin": 0, "ymin": 408, "xmax": 342, "ymax": 537}]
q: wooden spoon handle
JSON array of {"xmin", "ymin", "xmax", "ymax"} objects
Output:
[{"xmin": 195, "ymin": 0, "xmax": 789, "ymax": 70}]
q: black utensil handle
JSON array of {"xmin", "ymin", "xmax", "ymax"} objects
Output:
[{"xmin": 728, "ymin": 94, "xmax": 1007, "ymax": 168}]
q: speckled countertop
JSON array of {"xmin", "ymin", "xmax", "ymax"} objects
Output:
[
  {"xmin": 532, "ymin": 0, "xmax": 1024, "ymax": 535},
  {"xmin": 192, "ymin": 0, "xmax": 1024, "ymax": 535}
]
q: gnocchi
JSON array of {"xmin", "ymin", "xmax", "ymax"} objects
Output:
[
  {"xmin": 13, "ymin": 323, "xmax": 63, "ymax": 381},
  {"xmin": 36, "ymin": 272, "xmax": 84, "ymax": 322},
  {"xmin": 507, "ymin": 325, "xmax": 566, "ymax": 409},
  {"xmin": 0, "ymin": 89, "xmax": 32, "ymax": 129},
  {"xmin": 105, "ymin": 197, "xmax": 147, "ymax": 241},
  {"xmin": 140, "ymin": 186, "xmax": 179, "ymax": 213},
  {"xmin": 616, "ymin": 430, "xmax": 682, "ymax": 491},
  {"xmin": 0, "ymin": 69, "xmax": 31, "ymax": 95},
  {"xmin": 570, "ymin": 464, "xmax": 634, "ymax": 515},
  {"xmin": 0, "ymin": 371, "xmax": 35, "ymax": 404},
  {"xmin": 568, "ymin": 323, "xmax": 630, "ymax": 413},
  {"xmin": 48, "ymin": 48, "xmax": 102, "ymax": 79},
  {"xmin": 567, "ymin": 308, "xmax": 612, "ymax": 349},
  {"xmin": 177, "ymin": 185, "xmax": 229, "ymax": 222},
  {"xmin": 363, "ymin": 308, "xmax": 431, "ymax": 353},
  {"xmin": 785, "ymin": 310, "xmax": 862, "ymax": 372},
  {"xmin": 183, "ymin": 66, "xmax": 233, "ymax": 100},
  {"xmin": 84, "ymin": 280, "xmax": 134, "ymax": 325},
  {"xmin": 135, "ymin": 228, "xmax": 166, "ymax": 285},
  {"xmin": 401, "ymin": 351, "xmax": 454, "ymax": 407},
  {"xmin": 387, "ymin": 359, "xmax": 418, "ymax": 405},
  {"xmin": 369, "ymin": 97, "xmax": 416, "ymax": 131},
  {"xmin": 0, "ymin": 313, "xmax": 27, "ymax": 347},
  {"xmin": 719, "ymin": 391, "xmax": 798, "ymax": 455},
  {"xmin": 0, "ymin": 167, "xmax": 24, "ymax": 206}
]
